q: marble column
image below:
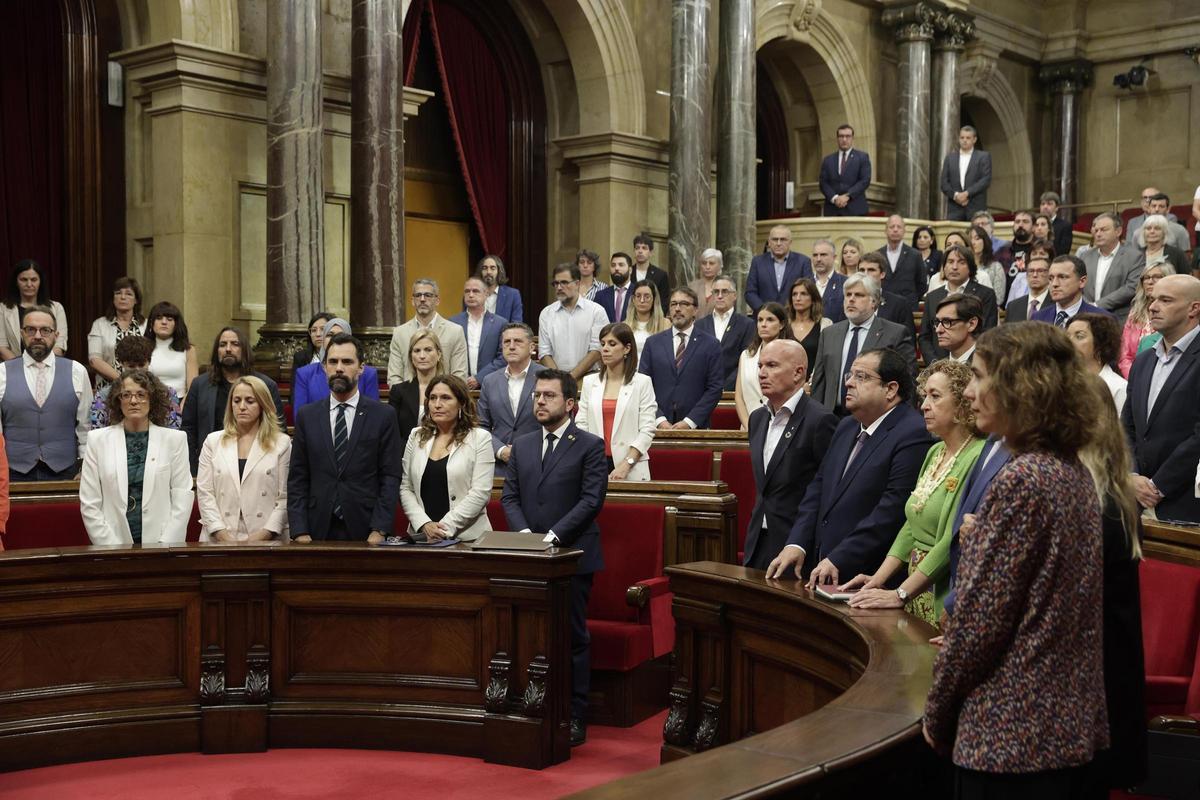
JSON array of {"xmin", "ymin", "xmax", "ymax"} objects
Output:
[
  {"xmin": 715, "ymin": 0, "xmax": 755, "ymax": 307},
  {"xmin": 930, "ymin": 11, "xmax": 974, "ymax": 219},
  {"xmin": 1039, "ymin": 60, "xmax": 1093, "ymax": 224},
  {"xmin": 262, "ymin": 0, "xmax": 324, "ymax": 362},
  {"xmin": 351, "ymin": 0, "xmax": 405, "ymax": 363},
  {"xmin": 668, "ymin": 0, "xmax": 712, "ymax": 288},
  {"xmin": 882, "ymin": 3, "xmax": 935, "ymax": 219}
]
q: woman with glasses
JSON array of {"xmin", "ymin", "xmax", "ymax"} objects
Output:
[
  {"xmin": 87, "ymin": 277, "xmax": 147, "ymax": 391},
  {"xmin": 624, "ymin": 280, "xmax": 671, "ymax": 355},
  {"xmin": 0, "ymin": 259, "xmax": 68, "ymax": 361},
  {"xmin": 689, "ymin": 249, "xmax": 724, "ymax": 316},
  {"xmin": 293, "ymin": 311, "xmax": 335, "ymax": 371},
  {"xmin": 577, "ymin": 323, "xmax": 657, "ymax": 480},
  {"xmin": 89, "ymin": 336, "xmax": 183, "ymax": 430},
  {"xmin": 1118, "ymin": 259, "xmax": 1174, "ymax": 377},
  {"xmin": 79, "ymin": 368, "xmax": 193, "ymax": 545}
]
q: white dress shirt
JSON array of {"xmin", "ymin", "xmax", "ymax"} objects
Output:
[
  {"xmin": 328, "ymin": 390, "xmax": 361, "ymax": 440},
  {"xmin": 710, "ymin": 308, "xmax": 734, "ymax": 342},
  {"xmin": 466, "ymin": 312, "xmax": 484, "ymax": 376},
  {"xmin": 1094, "ymin": 247, "xmax": 1117, "ymax": 300},
  {"xmin": 951, "ymin": 344, "xmax": 976, "ymax": 363},
  {"xmin": 840, "ymin": 314, "xmax": 876, "ymax": 381},
  {"xmin": 0, "ymin": 351, "xmax": 93, "ymax": 457},
  {"xmin": 537, "ymin": 297, "xmax": 607, "ymax": 374},
  {"xmin": 885, "ymin": 245, "xmax": 901, "ymax": 272},
  {"xmin": 959, "ymin": 150, "xmax": 972, "ymax": 188},
  {"xmin": 1054, "ymin": 295, "xmax": 1084, "ymax": 319},
  {"xmin": 485, "ymin": 290, "xmax": 498, "ymax": 314},
  {"xmin": 760, "ymin": 386, "xmax": 805, "ymax": 530},
  {"xmin": 505, "ymin": 361, "xmax": 531, "ymax": 417}
]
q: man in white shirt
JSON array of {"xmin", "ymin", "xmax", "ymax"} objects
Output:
[
  {"xmin": 695, "ymin": 275, "xmax": 755, "ymax": 389},
  {"xmin": 811, "ymin": 238, "xmax": 847, "ymax": 324},
  {"xmin": 537, "ymin": 264, "xmax": 608, "ymax": 379},
  {"xmin": 932, "ymin": 293, "xmax": 982, "ymax": 364},
  {"xmin": 938, "ymin": 125, "xmax": 992, "ymax": 222},
  {"xmin": 1080, "ymin": 212, "xmax": 1145, "ymax": 321},
  {"xmin": 387, "ymin": 279, "xmax": 469, "ymax": 384},
  {"xmin": 476, "ymin": 322, "xmax": 545, "ymax": 473},
  {"xmin": 450, "ymin": 277, "xmax": 506, "ymax": 389}
]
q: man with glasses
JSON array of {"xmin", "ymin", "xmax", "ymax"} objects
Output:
[
  {"xmin": 386, "ymin": 278, "xmax": 468, "ymax": 385},
  {"xmin": 1031, "ymin": 255, "xmax": 1111, "ymax": 327},
  {"xmin": 932, "ymin": 293, "xmax": 983, "ymax": 364},
  {"xmin": 537, "ymin": 264, "xmax": 608, "ymax": 379},
  {"xmin": 1005, "ymin": 254, "xmax": 1051, "ymax": 323},
  {"xmin": 695, "ymin": 275, "xmax": 755, "ymax": 389},
  {"xmin": 0, "ymin": 307, "xmax": 92, "ymax": 481},
  {"xmin": 638, "ymin": 287, "xmax": 725, "ymax": 429}
]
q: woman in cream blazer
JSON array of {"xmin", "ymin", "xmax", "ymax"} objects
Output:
[
  {"xmin": 576, "ymin": 322, "xmax": 657, "ymax": 481},
  {"xmin": 196, "ymin": 375, "xmax": 290, "ymax": 542},
  {"xmin": 79, "ymin": 370, "xmax": 193, "ymax": 545},
  {"xmin": 400, "ymin": 376, "xmax": 495, "ymax": 542}
]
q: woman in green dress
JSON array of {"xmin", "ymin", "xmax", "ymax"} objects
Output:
[{"xmin": 841, "ymin": 359, "xmax": 984, "ymax": 626}]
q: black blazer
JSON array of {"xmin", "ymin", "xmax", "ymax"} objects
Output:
[
  {"xmin": 287, "ymin": 395, "xmax": 403, "ymax": 540},
  {"xmin": 594, "ymin": 284, "xmax": 634, "ymax": 323},
  {"xmin": 877, "ymin": 244, "xmax": 927, "ymax": 303},
  {"xmin": 742, "ymin": 394, "xmax": 838, "ymax": 570},
  {"xmin": 636, "ymin": 264, "xmax": 672, "ymax": 312},
  {"xmin": 388, "ymin": 379, "xmax": 421, "ymax": 444},
  {"xmin": 501, "ymin": 422, "xmax": 608, "ymax": 574},
  {"xmin": 1052, "ymin": 216, "xmax": 1074, "ymax": 258},
  {"xmin": 1122, "ymin": 332, "xmax": 1200, "ymax": 523},
  {"xmin": 918, "ymin": 281, "xmax": 999, "ymax": 365},
  {"xmin": 695, "ymin": 311, "xmax": 755, "ymax": 391},
  {"xmin": 292, "ymin": 348, "xmax": 317, "ymax": 372},
  {"xmin": 877, "ymin": 290, "xmax": 917, "ymax": 340}
]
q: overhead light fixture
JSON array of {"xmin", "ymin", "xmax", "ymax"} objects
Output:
[{"xmin": 1113, "ymin": 61, "xmax": 1155, "ymax": 90}]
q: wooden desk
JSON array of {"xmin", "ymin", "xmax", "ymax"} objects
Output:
[
  {"xmin": 572, "ymin": 562, "xmax": 938, "ymax": 798},
  {"xmin": 1144, "ymin": 519, "xmax": 1200, "ymax": 568},
  {"xmin": 0, "ymin": 542, "xmax": 580, "ymax": 771}
]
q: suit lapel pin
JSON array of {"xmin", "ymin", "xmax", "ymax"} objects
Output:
[
  {"xmin": 567, "ymin": 434, "xmax": 576, "ymax": 442},
  {"xmin": 784, "ymin": 431, "xmax": 793, "ymax": 439}
]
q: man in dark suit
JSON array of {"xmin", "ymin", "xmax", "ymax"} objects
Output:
[
  {"xmin": 451, "ymin": 277, "xmax": 508, "ymax": 389},
  {"xmin": 1005, "ymin": 253, "xmax": 1051, "ymax": 323},
  {"xmin": 930, "ymin": 292, "xmax": 983, "ymax": 364},
  {"xmin": 944, "ymin": 436, "xmax": 1010, "ymax": 616},
  {"xmin": 475, "ymin": 254, "xmax": 524, "ymax": 323},
  {"xmin": 594, "ymin": 252, "xmax": 634, "ymax": 323},
  {"xmin": 639, "ymin": 287, "xmax": 726, "ymax": 429},
  {"xmin": 501, "ymin": 369, "xmax": 608, "ymax": 745},
  {"xmin": 818, "ymin": 124, "xmax": 871, "ymax": 216},
  {"xmin": 477, "ymin": 322, "xmax": 545, "ymax": 475},
  {"xmin": 695, "ymin": 275, "xmax": 755, "ymax": 390},
  {"xmin": 767, "ymin": 347, "xmax": 933, "ymax": 585},
  {"xmin": 1030, "ymin": 255, "xmax": 1112, "ymax": 327},
  {"xmin": 918, "ymin": 246, "xmax": 999, "ymax": 363},
  {"xmin": 632, "ymin": 233, "xmax": 671, "ymax": 313},
  {"xmin": 745, "ymin": 224, "xmax": 813, "ymax": 312},
  {"xmin": 811, "ymin": 238, "xmax": 847, "ymax": 324},
  {"xmin": 858, "ymin": 253, "xmax": 916, "ymax": 340},
  {"xmin": 1122, "ymin": 275, "xmax": 1200, "ymax": 523},
  {"xmin": 743, "ymin": 340, "xmax": 838, "ymax": 570},
  {"xmin": 810, "ymin": 273, "xmax": 917, "ymax": 413},
  {"xmin": 1040, "ymin": 192, "xmax": 1075, "ymax": 258},
  {"xmin": 287, "ymin": 334, "xmax": 402, "ymax": 542},
  {"xmin": 876, "ymin": 214, "xmax": 926, "ymax": 303},
  {"xmin": 938, "ymin": 126, "xmax": 992, "ymax": 221}
]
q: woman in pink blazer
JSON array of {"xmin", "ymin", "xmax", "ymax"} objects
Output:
[{"xmin": 196, "ymin": 375, "xmax": 291, "ymax": 542}]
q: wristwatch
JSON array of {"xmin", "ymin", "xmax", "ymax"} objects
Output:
[
  {"xmin": 896, "ymin": 587, "xmax": 909, "ymax": 602},
  {"xmin": 625, "ymin": 456, "xmax": 637, "ymax": 467}
]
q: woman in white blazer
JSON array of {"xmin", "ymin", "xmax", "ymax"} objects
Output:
[
  {"xmin": 576, "ymin": 322, "xmax": 657, "ymax": 481},
  {"xmin": 196, "ymin": 375, "xmax": 291, "ymax": 542},
  {"xmin": 79, "ymin": 369, "xmax": 193, "ymax": 545},
  {"xmin": 400, "ymin": 375, "xmax": 495, "ymax": 542}
]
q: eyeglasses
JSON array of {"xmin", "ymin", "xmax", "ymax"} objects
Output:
[
  {"xmin": 412, "ymin": 292, "xmax": 437, "ymax": 300},
  {"xmin": 551, "ymin": 279, "xmax": 577, "ymax": 288},
  {"xmin": 530, "ymin": 390, "xmax": 561, "ymax": 401},
  {"xmin": 1025, "ymin": 267, "xmax": 1049, "ymax": 276},
  {"xmin": 668, "ymin": 300, "xmax": 696, "ymax": 308},
  {"xmin": 21, "ymin": 326, "xmax": 54, "ymax": 337},
  {"xmin": 119, "ymin": 391, "xmax": 149, "ymax": 404},
  {"xmin": 934, "ymin": 317, "xmax": 965, "ymax": 329},
  {"xmin": 844, "ymin": 370, "xmax": 883, "ymax": 385}
]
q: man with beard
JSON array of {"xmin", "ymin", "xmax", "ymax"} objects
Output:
[
  {"xmin": 1004, "ymin": 209, "xmax": 1036, "ymax": 302},
  {"xmin": 638, "ymin": 287, "xmax": 725, "ymax": 429},
  {"xmin": 387, "ymin": 279, "xmax": 469, "ymax": 385},
  {"xmin": 182, "ymin": 326, "xmax": 283, "ymax": 475},
  {"xmin": 0, "ymin": 307, "xmax": 92, "ymax": 481},
  {"xmin": 594, "ymin": 252, "xmax": 635, "ymax": 323},
  {"xmin": 473, "ymin": 254, "xmax": 524, "ymax": 323},
  {"xmin": 288, "ymin": 334, "xmax": 402, "ymax": 542}
]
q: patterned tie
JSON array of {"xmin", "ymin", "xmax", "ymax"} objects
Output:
[
  {"xmin": 33, "ymin": 362, "xmax": 48, "ymax": 407},
  {"xmin": 542, "ymin": 432, "xmax": 557, "ymax": 470},
  {"xmin": 842, "ymin": 429, "xmax": 870, "ymax": 479},
  {"xmin": 1028, "ymin": 297, "xmax": 1038, "ymax": 316},
  {"xmin": 674, "ymin": 332, "xmax": 687, "ymax": 370},
  {"xmin": 839, "ymin": 151, "xmax": 846, "ymax": 175},
  {"xmin": 1053, "ymin": 310, "xmax": 1069, "ymax": 328},
  {"xmin": 615, "ymin": 287, "xmax": 625, "ymax": 318},
  {"xmin": 332, "ymin": 403, "xmax": 348, "ymax": 518},
  {"xmin": 840, "ymin": 326, "xmax": 862, "ymax": 404}
]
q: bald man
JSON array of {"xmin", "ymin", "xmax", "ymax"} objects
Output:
[
  {"xmin": 1123, "ymin": 274, "xmax": 1200, "ymax": 523},
  {"xmin": 745, "ymin": 225, "xmax": 813, "ymax": 312},
  {"xmin": 742, "ymin": 339, "xmax": 838, "ymax": 570}
]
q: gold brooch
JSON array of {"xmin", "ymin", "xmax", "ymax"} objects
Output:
[{"xmin": 944, "ymin": 476, "xmax": 959, "ymax": 492}]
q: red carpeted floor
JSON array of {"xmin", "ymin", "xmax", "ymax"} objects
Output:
[{"xmin": 0, "ymin": 712, "xmax": 667, "ymax": 800}]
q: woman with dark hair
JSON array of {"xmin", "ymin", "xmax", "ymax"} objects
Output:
[
  {"xmin": 912, "ymin": 225, "xmax": 941, "ymax": 283},
  {"xmin": 968, "ymin": 224, "xmax": 1007, "ymax": 304},
  {"xmin": 1033, "ymin": 212, "xmax": 1053, "ymax": 242},
  {"xmin": 293, "ymin": 311, "xmax": 335, "ymax": 370},
  {"xmin": 923, "ymin": 323, "xmax": 1110, "ymax": 797},
  {"xmin": 79, "ymin": 368, "xmax": 193, "ymax": 545},
  {"xmin": 576, "ymin": 249, "xmax": 607, "ymax": 301},
  {"xmin": 145, "ymin": 301, "xmax": 198, "ymax": 399},
  {"xmin": 87, "ymin": 277, "xmax": 147, "ymax": 391},
  {"xmin": 89, "ymin": 335, "xmax": 183, "ymax": 430},
  {"xmin": 784, "ymin": 278, "xmax": 830, "ymax": 369},
  {"xmin": 1068, "ymin": 312, "xmax": 1127, "ymax": 412},
  {"xmin": 399, "ymin": 374, "xmax": 494, "ymax": 542},
  {"xmin": 577, "ymin": 322, "xmax": 657, "ymax": 480},
  {"xmin": 0, "ymin": 259, "xmax": 68, "ymax": 360},
  {"xmin": 292, "ymin": 317, "xmax": 380, "ymax": 409},
  {"xmin": 735, "ymin": 302, "xmax": 795, "ymax": 429}
]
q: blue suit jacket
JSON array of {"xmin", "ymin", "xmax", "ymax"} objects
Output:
[
  {"xmin": 292, "ymin": 362, "xmax": 380, "ymax": 409},
  {"xmin": 818, "ymin": 149, "xmax": 871, "ymax": 216},
  {"xmin": 287, "ymin": 395, "xmax": 402, "ymax": 540},
  {"xmin": 1029, "ymin": 299, "xmax": 1112, "ymax": 326},
  {"xmin": 820, "ymin": 272, "xmax": 848, "ymax": 324},
  {"xmin": 450, "ymin": 310, "xmax": 508, "ymax": 383},
  {"xmin": 473, "ymin": 285, "xmax": 523, "ymax": 324},
  {"xmin": 695, "ymin": 311, "xmax": 756, "ymax": 391},
  {"xmin": 785, "ymin": 404, "xmax": 933, "ymax": 578},
  {"xmin": 637, "ymin": 327, "xmax": 725, "ymax": 428},
  {"xmin": 594, "ymin": 284, "xmax": 634, "ymax": 324},
  {"xmin": 745, "ymin": 252, "xmax": 813, "ymax": 312},
  {"xmin": 944, "ymin": 437, "xmax": 1011, "ymax": 616},
  {"xmin": 501, "ymin": 421, "xmax": 608, "ymax": 574}
]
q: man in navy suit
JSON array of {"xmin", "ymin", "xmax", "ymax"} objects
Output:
[
  {"xmin": 288, "ymin": 334, "xmax": 402, "ymax": 542},
  {"xmin": 818, "ymin": 124, "xmax": 871, "ymax": 216},
  {"xmin": 594, "ymin": 252, "xmax": 634, "ymax": 323},
  {"xmin": 1123, "ymin": 275, "xmax": 1200, "ymax": 523},
  {"xmin": 638, "ymin": 287, "xmax": 726, "ymax": 429},
  {"xmin": 943, "ymin": 435, "xmax": 1010, "ymax": 616},
  {"xmin": 767, "ymin": 347, "xmax": 933, "ymax": 585},
  {"xmin": 938, "ymin": 126, "xmax": 992, "ymax": 221},
  {"xmin": 745, "ymin": 225, "xmax": 813, "ymax": 312},
  {"xmin": 477, "ymin": 323, "xmax": 545, "ymax": 475},
  {"xmin": 743, "ymin": 340, "xmax": 838, "ymax": 570},
  {"xmin": 810, "ymin": 238, "xmax": 847, "ymax": 324},
  {"xmin": 501, "ymin": 369, "xmax": 607, "ymax": 746},
  {"xmin": 695, "ymin": 275, "xmax": 755, "ymax": 390},
  {"xmin": 451, "ymin": 277, "xmax": 508, "ymax": 389},
  {"xmin": 475, "ymin": 254, "xmax": 524, "ymax": 323},
  {"xmin": 1031, "ymin": 255, "xmax": 1112, "ymax": 327}
]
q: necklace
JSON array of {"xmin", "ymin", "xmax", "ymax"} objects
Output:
[{"xmin": 910, "ymin": 437, "xmax": 971, "ymax": 513}]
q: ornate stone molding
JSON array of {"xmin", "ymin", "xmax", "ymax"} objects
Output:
[
  {"xmin": 200, "ymin": 655, "xmax": 226, "ymax": 704},
  {"xmin": 663, "ymin": 684, "xmax": 692, "ymax": 746},
  {"xmin": 932, "ymin": 10, "xmax": 975, "ymax": 51},
  {"xmin": 484, "ymin": 653, "xmax": 512, "ymax": 714},
  {"xmin": 788, "ymin": 0, "xmax": 821, "ymax": 35},
  {"xmin": 881, "ymin": 3, "xmax": 937, "ymax": 43},
  {"xmin": 1038, "ymin": 59, "xmax": 1094, "ymax": 95},
  {"xmin": 521, "ymin": 656, "xmax": 549, "ymax": 717}
]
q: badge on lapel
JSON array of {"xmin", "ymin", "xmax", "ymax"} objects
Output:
[{"xmin": 567, "ymin": 434, "xmax": 576, "ymax": 442}]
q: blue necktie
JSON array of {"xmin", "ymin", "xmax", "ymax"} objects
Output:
[
  {"xmin": 333, "ymin": 403, "xmax": 348, "ymax": 518},
  {"xmin": 840, "ymin": 326, "xmax": 862, "ymax": 404},
  {"xmin": 1053, "ymin": 310, "xmax": 1069, "ymax": 328},
  {"xmin": 542, "ymin": 433, "xmax": 557, "ymax": 470}
]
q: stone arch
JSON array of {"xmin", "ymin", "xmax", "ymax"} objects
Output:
[{"xmin": 959, "ymin": 56, "xmax": 1035, "ymax": 212}]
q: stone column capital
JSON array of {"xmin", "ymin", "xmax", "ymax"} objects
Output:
[
  {"xmin": 932, "ymin": 10, "xmax": 975, "ymax": 51},
  {"xmin": 882, "ymin": 3, "xmax": 937, "ymax": 43},
  {"xmin": 1038, "ymin": 59, "xmax": 1094, "ymax": 94}
]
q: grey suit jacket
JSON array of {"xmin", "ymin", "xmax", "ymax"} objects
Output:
[
  {"xmin": 1081, "ymin": 244, "xmax": 1145, "ymax": 321},
  {"xmin": 476, "ymin": 362, "xmax": 546, "ymax": 473},
  {"xmin": 809, "ymin": 316, "xmax": 917, "ymax": 412},
  {"xmin": 938, "ymin": 149, "xmax": 992, "ymax": 220}
]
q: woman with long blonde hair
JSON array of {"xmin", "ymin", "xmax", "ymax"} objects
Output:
[
  {"xmin": 390, "ymin": 329, "xmax": 445, "ymax": 443},
  {"xmin": 624, "ymin": 279, "xmax": 671, "ymax": 355},
  {"xmin": 1118, "ymin": 258, "xmax": 1174, "ymax": 377}
]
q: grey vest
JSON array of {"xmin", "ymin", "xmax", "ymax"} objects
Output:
[{"xmin": 2, "ymin": 357, "xmax": 79, "ymax": 472}]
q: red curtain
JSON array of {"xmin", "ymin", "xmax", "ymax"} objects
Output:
[{"xmin": 0, "ymin": 1, "xmax": 65, "ymax": 296}]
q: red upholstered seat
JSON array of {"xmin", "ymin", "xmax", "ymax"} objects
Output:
[
  {"xmin": 5, "ymin": 502, "xmax": 90, "ymax": 549},
  {"xmin": 186, "ymin": 501, "xmax": 202, "ymax": 542},
  {"xmin": 649, "ymin": 449, "xmax": 711, "ymax": 482},
  {"xmin": 283, "ymin": 403, "xmax": 295, "ymax": 427},
  {"xmin": 588, "ymin": 503, "xmax": 673, "ymax": 672},
  {"xmin": 1140, "ymin": 558, "xmax": 1200, "ymax": 718},
  {"xmin": 1074, "ymin": 212, "xmax": 1097, "ymax": 233},
  {"xmin": 709, "ymin": 406, "xmax": 741, "ymax": 431},
  {"xmin": 718, "ymin": 449, "xmax": 754, "ymax": 562},
  {"xmin": 486, "ymin": 498, "xmax": 506, "ymax": 530}
]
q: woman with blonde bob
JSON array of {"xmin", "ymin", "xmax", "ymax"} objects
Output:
[
  {"xmin": 196, "ymin": 375, "xmax": 291, "ymax": 542},
  {"xmin": 923, "ymin": 322, "xmax": 1111, "ymax": 797}
]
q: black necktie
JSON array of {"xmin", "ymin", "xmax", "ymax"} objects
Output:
[
  {"xmin": 840, "ymin": 326, "xmax": 862, "ymax": 404},
  {"xmin": 542, "ymin": 432, "xmax": 557, "ymax": 470},
  {"xmin": 333, "ymin": 403, "xmax": 348, "ymax": 519}
]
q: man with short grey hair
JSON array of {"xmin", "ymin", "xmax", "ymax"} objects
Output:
[
  {"xmin": 875, "ymin": 214, "xmax": 925, "ymax": 303},
  {"xmin": 939, "ymin": 125, "xmax": 991, "ymax": 221},
  {"xmin": 810, "ymin": 238, "xmax": 846, "ymax": 323},
  {"xmin": 387, "ymin": 278, "xmax": 469, "ymax": 385},
  {"xmin": 1081, "ymin": 212, "xmax": 1145, "ymax": 321},
  {"xmin": 695, "ymin": 274, "xmax": 755, "ymax": 389}
]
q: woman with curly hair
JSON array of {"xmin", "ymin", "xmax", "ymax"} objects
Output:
[
  {"xmin": 1067, "ymin": 312, "xmax": 1127, "ymax": 412},
  {"xmin": 399, "ymin": 374, "xmax": 494, "ymax": 542},
  {"xmin": 79, "ymin": 368, "xmax": 193, "ymax": 545},
  {"xmin": 842, "ymin": 359, "xmax": 985, "ymax": 625}
]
